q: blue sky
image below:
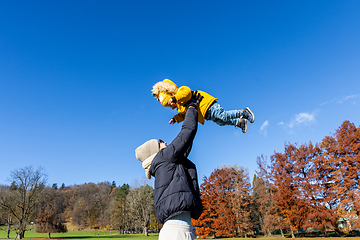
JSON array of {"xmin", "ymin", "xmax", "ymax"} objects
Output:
[{"xmin": 1, "ymin": 1, "xmax": 359, "ymax": 187}]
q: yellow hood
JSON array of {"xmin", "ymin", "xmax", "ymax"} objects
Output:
[
  {"xmin": 162, "ymin": 79, "xmax": 178, "ymax": 88},
  {"xmin": 158, "ymin": 92, "xmax": 173, "ymax": 107}
]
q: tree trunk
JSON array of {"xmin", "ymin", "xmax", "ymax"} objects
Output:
[
  {"xmin": 280, "ymin": 228, "xmax": 284, "ymax": 238},
  {"xmin": 144, "ymin": 226, "xmax": 148, "ymax": 236},
  {"xmin": 19, "ymin": 231, "xmax": 25, "ymax": 239},
  {"xmin": 18, "ymin": 224, "xmax": 25, "ymax": 239},
  {"xmin": 291, "ymin": 229, "xmax": 295, "ymax": 238},
  {"xmin": 7, "ymin": 225, "xmax": 10, "ymax": 239}
]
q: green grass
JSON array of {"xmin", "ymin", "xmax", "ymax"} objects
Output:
[
  {"xmin": 2, "ymin": 228, "xmax": 360, "ymax": 240},
  {"xmin": 0, "ymin": 228, "xmax": 159, "ymax": 240}
]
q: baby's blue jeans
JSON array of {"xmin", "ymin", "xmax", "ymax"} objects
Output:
[{"xmin": 205, "ymin": 102, "xmax": 242, "ymax": 126}]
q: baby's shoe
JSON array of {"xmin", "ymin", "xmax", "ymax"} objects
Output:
[
  {"xmin": 241, "ymin": 107, "xmax": 255, "ymax": 123},
  {"xmin": 236, "ymin": 118, "xmax": 247, "ymax": 133}
]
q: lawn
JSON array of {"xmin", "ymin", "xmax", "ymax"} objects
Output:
[
  {"xmin": 0, "ymin": 228, "xmax": 158, "ymax": 240},
  {"xmin": 1, "ymin": 228, "xmax": 360, "ymax": 240}
]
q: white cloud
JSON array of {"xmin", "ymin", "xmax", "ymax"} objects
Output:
[
  {"xmin": 277, "ymin": 121, "xmax": 284, "ymax": 125},
  {"xmin": 318, "ymin": 95, "xmax": 359, "ymax": 107},
  {"xmin": 261, "ymin": 120, "xmax": 269, "ymax": 130},
  {"xmin": 338, "ymin": 94, "xmax": 359, "ymax": 104},
  {"xmin": 260, "ymin": 120, "xmax": 269, "ymax": 136},
  {"xmin": 289, "ymin": 112, "xmax": 316, "ymax": 128}
]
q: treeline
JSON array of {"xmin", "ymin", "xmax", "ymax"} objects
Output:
[
  {"xmin": 193, "ymin": 120, "xmax": 360, "ymax": 238},
  {"xmin": 0, "ymin": 174, "xmax": 158, "ymax": 239},
  {"xmin": 0, "ymin": 120, "xmax": 359, "ymax": 239}
]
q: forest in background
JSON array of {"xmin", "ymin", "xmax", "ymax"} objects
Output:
[{"xmin": 0, "ymin": 120, "xmax": 359, "ymax": 239}]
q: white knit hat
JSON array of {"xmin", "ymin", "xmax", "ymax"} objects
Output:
[{"xmin": 135, "ymin": 139, "xmax": 160, "ymax": 179}]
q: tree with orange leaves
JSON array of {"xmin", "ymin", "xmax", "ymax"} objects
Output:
[
  {"xmin": 231, "ymin": 165, "xmax": 253, "ymax": 237},
  {"xmin": 320, "ymin": 120, "xmax": 360, "ymax": 230},
  {"xmin": 194, "ymin": 167, "xmax": 236, "ymax": 238},
  {"xmin": 271, "ymin": 134, "xmax": 358, "ymax": 236},
  {"xmin": 193, "ymin": 165, "xmax": 252, "ymax": 238},
  {"xmin": 34, "ymin": 187, "xmax": 67, "ymax": 238},
  {"xmin": 191, "ymin": 182, "xmax": 216, "ymax": 239},
  {"xmin": 271, "ymin": 144, "xmax": 308, "ymax": 238},
  {"xmin": 292, "ymin": 141, "xmax": 340, "ymax": 234},
  {"xmin": 254, "ymin": 155, "xmax": 287, "ymax": 237}
]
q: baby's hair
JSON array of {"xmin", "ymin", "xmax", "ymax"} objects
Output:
[{"xmin": 152, "ymin": 81, "xmax": 178, "ymax": 97}]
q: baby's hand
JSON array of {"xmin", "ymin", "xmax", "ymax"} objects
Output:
[
  {"xmin": 169, "ymin": 118, "xmax": 175, "ymax": 125},
  {"xmin": 167, "ymin": 98, "xmax": 174, "ymax": 105}
]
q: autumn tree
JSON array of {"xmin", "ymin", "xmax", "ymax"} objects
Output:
[
  {"xmin": 65, "ymin": 182, "xmax": 112, "ymax": 229},
  {"xmin": 0, "ymin": 186, "xmax": 14, "ymax": 239},
  {"xmin": 231, "ymin": 165, "xmax": 253, "ymax": 237},
  {"xmin": 109, "ymin": 181, "xmax": 117, "ymax": 195},
  {"xmin": 34, "ymin": 187, "xmax": 67, "ymax": 238},
  {"xmin": 267, "ymin": 120, "xmax": 360, "ymax": 237},
  {"xmin": 271, "ymin": 144, "xmax": 308, "ymax": 238},
  {"xmin": 254, "ymin": 156, "xmax": 271, "ymax": 236},
  {"xmin": 254, "ymin": 155, "xmax": 286, "ymax": 237},
  {"xmin": 149, "ymin": 212, "xmax": 162, "ymax": 233},
  {"xmin": 251, "ymin": 175, "xmax": 263, "ymax": 234},
  {"xmin": 198, "ymin": 167, "xmax": 236, "ymax": 238},
  {"xmin": 192, "ymin": 187, "xmax": 216, "ymax": 239},
  {"xmin": 0, "ymin": 166, "xmax": 46, "ymax": 239},
  {"xmin": 193, "ymin": 165, "xmax": 252, "ymax": 238},
  {"xmin": 318, "ymin": 120, "xmax": 360, "ymax": 233},
  {"xmin": 271, "ymin": 139, "xmax": 355, "ymax": 236},
  {"xmin": 127, "ymin": 184, "xmax": 154, "ymax": 236},
  {"xmin": 295, "ymin": 142, "xmax": 340, "ymax": 234},
  {"xmin": 211, "ymin": 167, "xmax": 238, "ymax": 238},
  {"xmin": 97, "ymin": 182, "xmax": 114, "ymax": 232},
  {"xmin": 111, "ymin": 183, "xmax": 130, "ymax": 234},
  {"xmin": 321, "ymin": 121, "xmax": 360, "ymax": 217},
  {"xmin": 0, "ymin": 206, "xmax": 11, "ymax": 237}
]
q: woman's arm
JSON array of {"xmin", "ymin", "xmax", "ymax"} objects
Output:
[{"xmin": 162, "ymin": 107, "xmax": 198, "ymax": 162}]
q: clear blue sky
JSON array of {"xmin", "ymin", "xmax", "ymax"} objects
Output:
[{"xmin": 1, "ymin": 1, "xmax": 359, "ymax": 187}]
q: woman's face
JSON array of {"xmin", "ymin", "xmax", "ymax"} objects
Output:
[{"xmin": 159, "ymin": 140, "xmax": 167, "ymax": 149}]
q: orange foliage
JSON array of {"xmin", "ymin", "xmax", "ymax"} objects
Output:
[
  {"xmin": 270, "ymin": 121, "xmax": 360, "ymax": 235},
  {"xmin": 193, "ymin": 165, "xmax": 252, "ymax": 238}
]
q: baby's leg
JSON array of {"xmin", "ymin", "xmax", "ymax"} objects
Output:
[
  {"xmin": 206, "ymin": 102, "xmax": 242, "ymax": 122},
  {"xmin": 212, "ymin": 118, "xmax": 238, "ymax": 126}
]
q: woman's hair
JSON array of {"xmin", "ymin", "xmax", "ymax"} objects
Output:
[{"xmin": 151, "ymin": 80, "xmax": 178, "ymax": 97}]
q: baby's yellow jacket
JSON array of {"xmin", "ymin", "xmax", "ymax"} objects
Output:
[{"xmin": 159, "ymin": 85, "xmax": 217, "ymax": 125}]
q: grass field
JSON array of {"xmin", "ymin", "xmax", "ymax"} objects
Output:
[
  {"xmin": 0, "ymin": 228, "xmax": 159, "ymax": 240},
  {"xmin": 1, "ymin": 228, "xmax": 360, "ymax": 240}
]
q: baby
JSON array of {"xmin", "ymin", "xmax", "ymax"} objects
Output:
[{"xmin": 152, "ymin": 79, "xmax": 254, "ymax": 133}]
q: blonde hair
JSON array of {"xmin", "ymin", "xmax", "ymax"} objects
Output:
[{"xmin": 151, "ymin": 79, "xmax": 178, "ymax": 97}]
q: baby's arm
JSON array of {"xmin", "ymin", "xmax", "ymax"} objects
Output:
[
  {"xmin": 171, "ymin": 86, "xmax": 192, "ymax": 104},
  {"xmin": 169, "ymin": 113, "xmax": 185, "ymax": 124}
]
